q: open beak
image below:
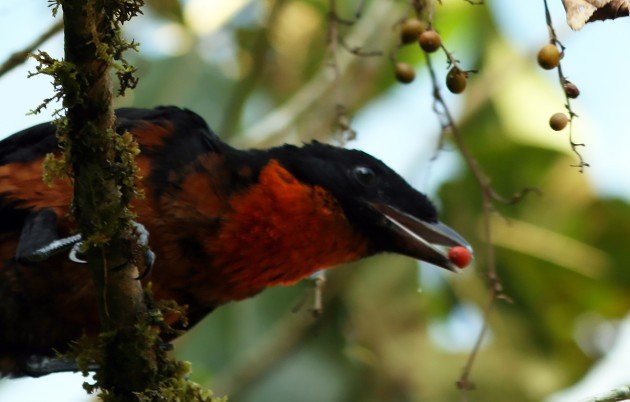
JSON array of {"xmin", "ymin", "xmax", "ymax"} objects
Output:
[{"xmin": 371, "ymin": 203, "xmax": 472, "ymax": 272}]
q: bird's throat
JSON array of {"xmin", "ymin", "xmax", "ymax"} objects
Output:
[{"xmin": 208, "ymin": 159, "xmax": 369, "ymax": 302}]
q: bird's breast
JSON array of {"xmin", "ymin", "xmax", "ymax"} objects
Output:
[{"xmin": 203, "ymin": 159, "xmax": 370, "ymax": 303}]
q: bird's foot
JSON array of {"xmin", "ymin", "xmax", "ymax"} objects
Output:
[
  {"xmin": 22, "ymin": 221, "xmax": 155, "ymax": 279},
  {"xmin": 132, "ymin": 221, "xmax": 155, "ymax": 280},
  {"xmin": 20, "ymin": 233, "xmax": 83, "ymax": 263},
  {"xmin": 21, "ymin": 356, "xmax": 98, "ymax": 377}
]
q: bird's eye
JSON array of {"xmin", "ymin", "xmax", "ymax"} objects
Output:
[{"xmin": 353, "ymin": 166, "xmax": 376, "ymax": 186}]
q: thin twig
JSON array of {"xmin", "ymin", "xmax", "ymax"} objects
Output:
[
  {"xmin": 240, "ymin": 1, "xmax": 396, "ymax": 148},
  {"xmin": 426, "ymin": 32, "xmax": 543, "ymax": 395},
  {"xmin": 219, "ymin": 0, "xmax": 285, "ymax": 137},
  {"xmin": 311, "ymin": 271, "xmax": 326, "ymax": 317},
  {"xmin": 327, "ymin": 0, "xmax": 341, "ymax": 112},
  {"xmin": 424, "ymin": 46, "xmax": 524, "ymax": 398},
  {"xmin": 0, "ymin": 20, "xmax": 63, "ymax": 78},
  {"xmin": 326, "ymin": 0, "xmax": 382, "ymax": 143},
  {"xmin": 456, "ymin": 292, "xmax": 495, "ymax": 392},
  {"xmin": 327, "ymin": 0, "xmax": 357, "ymax": 142},
  {"xmin": 339, "ymin": 37, "xmax": 383, "ymax": 57},
  {"xmin": 542, "ymin": 0, "xmax": 589, "ymax": 172},
  {"xmin": 404, "ymin": 12, "xmax": 522, "ymax": 393}
]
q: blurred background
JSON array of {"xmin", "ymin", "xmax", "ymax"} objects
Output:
[{"xmin": 1, "ymin": 0, "xmax": 629, "ymax": 401}]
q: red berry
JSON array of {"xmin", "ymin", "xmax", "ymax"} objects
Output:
[{"xmin": 448, "ymin": 246, "xmax": 472, "ymax": 269}]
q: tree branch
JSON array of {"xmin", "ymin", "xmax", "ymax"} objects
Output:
[
  {"xmin": 43, "ymin": 3, "xmax": 219, "ymax": 399},
  {"xmin": 0, "ymin": 20, "xmax": 63, "ymax": 78},
  {"xmin": 59, "ymin": 0, "xmax": 155, "ymax": 396}
]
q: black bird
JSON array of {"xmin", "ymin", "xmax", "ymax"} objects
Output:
[{"xmin": 0, "ymin": 106, "xmax": 470, "ymax": 376}]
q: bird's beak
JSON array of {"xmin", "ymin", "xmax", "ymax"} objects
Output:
[{"xmin": 370, "ymin": 203, "xmax": 472, "ymax": 271}]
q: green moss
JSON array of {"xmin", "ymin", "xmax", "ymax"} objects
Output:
[
  {"xmin": 28, "ymin": 52, "xmax": 78, "ymax": 115},
  {"xmin": 135, "ymin": 360, "xmax": 226, "ymax": 402},
  {"xmin": 42, "ymin": 153, "xmax": 70, "ymax": 185},
  {"xmin": 33, "ymin": 0, "xmax": 223, "ymax": 399},
  {"xmin": 68, "ymin": 302, "xmax": 222, "ymax": 402}
]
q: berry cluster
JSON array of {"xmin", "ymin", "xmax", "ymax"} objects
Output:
[
  {"xmin": 539, "ymin": 0, "xmax": 587, "ymax": 171},
  {"xmin": 536, "ymin": 43, "xmax": 581, "ymax": 132},
  {"xmin": 394, "ymin": 19, "xmax": 469, "ymax": 96}
]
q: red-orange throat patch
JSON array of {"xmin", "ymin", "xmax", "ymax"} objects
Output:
[{"xmin": 210, "ymin": 159, "xmax": 369, "ymax": 301}]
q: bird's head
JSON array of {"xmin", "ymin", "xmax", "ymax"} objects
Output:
[{"xmin": 271, "ymin": 142, "xmax": 472, "ymax": 272}]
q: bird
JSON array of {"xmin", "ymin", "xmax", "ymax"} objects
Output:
[{"xmin": 0, "ymin": 106, "xmax": 471, "ymax": 377}]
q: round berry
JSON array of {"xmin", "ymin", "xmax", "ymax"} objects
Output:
[
  {"xmin": 419, "ymin": 30, "xmax": 441, "ymax": 53},
  {"xmin": 446, "ymin": 67, "xmax": 467, "ymax": 94},
  {"xmin": 400, "ymin": 19, "xmax": 426, "ymax": 44},
  {"xmin": 394, "ymin": 62, "xmax": 415, "ymax": 83},
  {"xmin": 549, "ymin": 112, "xmax": 569, "ymax": 131},
  {"xmin": 563, "ymin": 82, "xmax": 580, "ymax": 99},
  {"xmin": 448, "ymin": 246, "xmax": 472, "ymax": 269},
  {"xmin": 537, "ymin": 44, "xmax": 560, "ymax": 70}
]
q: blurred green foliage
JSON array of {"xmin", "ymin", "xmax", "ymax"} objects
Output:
[{"xmin": 114, "ymin": 0, "xmax": 630, "ymax": 401}]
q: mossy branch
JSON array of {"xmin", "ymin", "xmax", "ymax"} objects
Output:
[
  {"xmin": 59, "ymin": 0, "xmax": 155, "ymax": 398},
  {"xmin": 35, "ymin": 0, "xmax": 219, "ymax": 400}
]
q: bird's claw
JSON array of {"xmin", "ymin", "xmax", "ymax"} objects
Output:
[
  {"xmin": 158, "ymin": 342, "xmax": 173, "ymax": 351},
  {"xmin": 23, "ymin": 221, "xmax": 155, "ymax": 278},
  {"xmin": 135, "ymin": 249, "xmax": 155, "ymax": 280},
  {"xmin": 20, "ymin": 233, "xmax": 83, "ymax": 263},
  {"xmin": 68, "ymin": 241, "xmax": 87, "ymax": 264},
  {"xmin": 132, "ymin": 221, "xmax": 155, "ymax": 280},
  {"xmin": 22, "ymin": 356, "xmax": 98, "ymax": 377}
]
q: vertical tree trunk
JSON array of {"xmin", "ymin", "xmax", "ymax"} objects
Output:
[
  {"xmin": 48, "ymin": 2, "xmax": 216, "ymax": 400},
  {"xmin": 61, "ymin": 0, "xmax": 155, "ymax": 397}
]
